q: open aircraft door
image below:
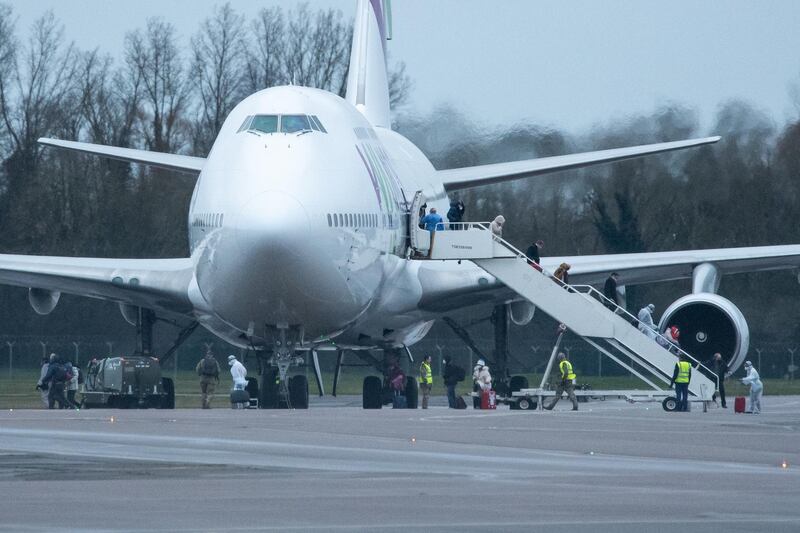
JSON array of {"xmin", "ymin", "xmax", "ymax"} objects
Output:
[{"xmin": 408, "ymin": 190, "xmax": 429, "ymax": 255}]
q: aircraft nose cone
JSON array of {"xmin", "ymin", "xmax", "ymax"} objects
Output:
[{"xmin": 235, "ymin": 191, "xmax": 310, "ymax": 256}]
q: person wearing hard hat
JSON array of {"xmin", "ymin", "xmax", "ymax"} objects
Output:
[
  {"xmin": 228, "ymin": 355, "xmax": 247, "ymax": 391},
  {"xmin": 545, "ymin": 353, "xmax": 578, "ymax": 411},
  {"xmin": 740, "ymin": 361, "xmax": 763, "ymax": 414},
  {"xmin": 418, "ymin": 355, "xmax": 433, "ymax": 409}
]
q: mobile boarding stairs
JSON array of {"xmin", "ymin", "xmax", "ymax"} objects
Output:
[{"xmin": 411, "ymin": 214, "xmax": 718, "ymax": 412}]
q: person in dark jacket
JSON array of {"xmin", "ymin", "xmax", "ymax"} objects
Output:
[
  {"xmin": 446, "ymin": 200, "xmax": 465, "ymax": 229},
  {"xmin": 40, "ymin": 354, "xmax": 70, "ymax": 409},
  {"xmin": 525, "ymin": 240, "xmax": 544, "ymax": 265},
  {"xmin": 603, "ymin": 272, "xmax": 620, "ymax": 309},
  {"xmin": 442, "ymin": 355, "xmax": 460, "ymax": 408},
  {"xmin": 707, "ymin": 352, "xmax": 728, "ymax": 408}
]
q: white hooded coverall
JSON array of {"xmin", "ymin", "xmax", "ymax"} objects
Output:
[
  {"xmin": 230, "ymin": 360, "xmax": 247, "ymax": 390},
  {"xmin": 741, "ymin": 366, "xmax": 763, "ymax": 413},
  {"xmin": 637, "ymin": 306, "xmax": 657, "ymax": 340}
]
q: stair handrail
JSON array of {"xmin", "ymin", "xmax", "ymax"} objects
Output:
[
  {"xmin": 569, "ymin": 284, "xmax": 718, "ymax": 389},
  {"xmin": 477, "ymin": 228, "xmax": 718, "ymax": 390}
]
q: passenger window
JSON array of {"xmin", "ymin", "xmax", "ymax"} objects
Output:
[
  {"xmin": 327, "ymin": 214, "xmax": 332, "ymax": 227},
  {"xmin": 250, "ymin": 115, "xmax": 279, "ymax": 134},
  {"xmin": 280, "ymin": 115, "xmax": 311, "ymax": 133},
  {"xmin": 338, "ymin": 214, "xmax": 343, "ymax": 227}
]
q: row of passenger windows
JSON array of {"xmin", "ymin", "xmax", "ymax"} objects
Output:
[
  {"xmin": 238, "ymin": 114, "xmax": 327, "ymax": 135},
  {"xmin": 327, "ymin": 212, "xmax": 381, "ymax": 229},
  {"xmin": 192, "ymin": 212, "xmax": 224, "ymax": 228}
]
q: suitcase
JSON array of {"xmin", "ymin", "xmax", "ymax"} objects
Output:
[
  {"xmin": 230, "ymin": 389, "xmax": 250, "ymax": 409},
  {"xmin": 392, "ymin": 394, "xmax": 407, "ymax": 409},
  {"xmin": 734, "ymin": 396, "xmax": 746, "ymax": 413},
  {"xmin": 480, "ymin": 389, "xmax": 497, "ymax": 410},
  {"xmin": 455, "ymin": 396, "xmax": 467, "ymax": 409}
]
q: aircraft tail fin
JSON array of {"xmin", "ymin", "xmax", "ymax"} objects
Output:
[{"xmin": 345, "ymin": 0, "xmax": 391, "ymax": 128}]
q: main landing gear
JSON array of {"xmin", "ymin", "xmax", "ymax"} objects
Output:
[{"xmin": 345, "ymin": 348, "xmax": 418, "ymax": 409}]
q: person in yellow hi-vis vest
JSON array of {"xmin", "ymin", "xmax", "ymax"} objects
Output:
[
  {"xmin": 670, "ymin": 353, "xmax": 692, "ymax": 412},
  {"xmin": 418, "ymin": 355, "xmax": 433, "ymax": 409},
  {"xmin": 545, "ymin": 352, "xmax": 578, "ymax": 411}
]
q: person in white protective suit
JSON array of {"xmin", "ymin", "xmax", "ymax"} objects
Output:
[
  {"xmin": 227, "ymin": 355, "xmax": 247, "ymax": 390},
  {"xmin": 740, "ymin": 360, "xmax": 763, "ymax": 414},
  {"xmin": 637, "ymin": 304, "xmax": 657, "ymax": 339}
]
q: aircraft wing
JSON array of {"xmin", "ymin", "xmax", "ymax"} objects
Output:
[
  {"xmin": 0, "ymin": 254, "xmax": 195, "ymax": 316},
  {"xmin": 38, "ymin": 138, "xmax": 205, "ymax": 175},
  {"xmin": 439, "ymin": 136, "xmax": 720, "ymax": 191},
  {"xmin": 417, "ymin": 244, "xmax": 800, "ymax": 312}
]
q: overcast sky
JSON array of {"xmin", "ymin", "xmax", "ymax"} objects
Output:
[{"xmin": 10, "ymin": 0, "xmax": 800, "ymax": 135}]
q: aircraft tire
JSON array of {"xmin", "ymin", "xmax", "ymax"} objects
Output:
[
  {"xmin": 404, "ymin": 376, "xmax": 418, "ymax": 409},
  {"xmin": 362, "ymin": 376, "xmax": 382, "ymax": 409},
  {"xmin": 509, "ymin": 375, "xmax": 529, "ymax": 410},
  {"xmin": 289, "ymin": 375, "xmax": 309, "ymax": 409}
]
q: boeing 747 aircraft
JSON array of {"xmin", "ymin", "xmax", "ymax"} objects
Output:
[{"xmin": 6, "ymin": 0, "xmax": 800, "ymax": 408}]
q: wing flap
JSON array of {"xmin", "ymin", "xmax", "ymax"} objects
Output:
[
  {"xmin": 0, "ymin": 254, "xmax": 195, "ymax": 316},
  {"xmin": 439, "ymin": 136, "xmax": 720, "ymax": 191},
  {"xmin": 38, "ymin": 138, "xmax": 204, "ymax": 175}
]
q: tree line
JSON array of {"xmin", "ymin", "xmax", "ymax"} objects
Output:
[{"xmin": 0, "ymin": 1, "xmax": 798, "ymax": 358}]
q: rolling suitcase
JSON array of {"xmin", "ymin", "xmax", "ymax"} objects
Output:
[
  {"xmin": 734, "ymin": 396, "xmax": 746, "ymax": 413},
  {"xmin": 392, "ymin": 394, "xmax": 407, "ymax": 409},
  {"xmin": 455, "ymin": 396, "xmax": 467, "ymax": 409},
  {"xmin": 230, "ymin": 389, "xmax": 250, "ymax": 409},
  {"xmin": 480, "ymin": 389, "xmax": 497, "ymax": 410}
]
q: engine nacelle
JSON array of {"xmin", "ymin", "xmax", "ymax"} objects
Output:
[
  {"xmin": 509, "ymin": 300, "xmax": 535, "ymax": 326},
  {"xmin": 28, "ymin": 288, "xmax": 61, "ymax": 315},
  {"xmin": 119, "ymin": 303, "xmax": 139, "ymax": 326},
  {"xmin": 658, "ymin": 293, "xmax": 749, "ymax": 375}
]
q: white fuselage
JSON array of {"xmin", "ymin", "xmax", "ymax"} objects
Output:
[{"xmin": 186, "ymin": 86, "xmax": 460, "ymax": 350}]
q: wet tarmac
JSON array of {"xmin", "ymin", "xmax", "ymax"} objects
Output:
[{"xmin": 0, "ymin": 395, "xmax": 798, "ymax": 532}]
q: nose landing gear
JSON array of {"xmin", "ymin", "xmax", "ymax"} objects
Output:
[{"xmin": 258, "ymin": 325, "xmax": 310, "ymax": 409}]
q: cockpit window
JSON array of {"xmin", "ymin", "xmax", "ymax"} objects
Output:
[
  {"xmin": 238, "ymin": 114, "xmax": 326, "ymax": 135},
  {"xmin": 250, "ymin": 115, "xmax": 279, "ymax": 134},
  {"xmin": 280, "ymin": 115, "xmax": 311, "ymax": 133},
  {"xmin": 309, "ymin": 115, "xmax": 327, "ymax": 133}
]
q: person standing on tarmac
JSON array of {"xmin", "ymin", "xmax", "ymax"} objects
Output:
[
  {"xmin": 669, "ymin": 353, "xmax": 692, "ymax": 412},
  {"xmin": 227, "ymin": 355, "xmax": 247, "ymax": 390},
  {"xmin": 442, "ymin": 355, "xmax": 459, "ymax": 408},
  {"xmin": 418, "ymin": 355, "xmax": 433, "ymax": 409},
  {"xmin": 740, "ymin": 360, "xmax": 763, "ymax": 414},
  {"xmin": 545, "ymin": 353, "xmax": 579, "ymax": 411},
  {"xmin": 65, "ymin": 361, "xmax": 80, "ymax": 409},
  {"xmin": 40, "ymin": 354, "xmax": 71, "ymax": 409},
  {"xmin": 707, "ymin": 352, "xmax": 728, "ymax": 408},
  {"xmin": 195, "ymin": 352, "xmax": 220, "ymax": 409},
  {"xmin": 36, "ymin": 355, "xmax": 50, "ymax": 408}
]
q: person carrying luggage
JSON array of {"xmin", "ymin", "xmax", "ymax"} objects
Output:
[{"xmin": 195, "ymin": 351, "xmax": 220, "ymax": 409}]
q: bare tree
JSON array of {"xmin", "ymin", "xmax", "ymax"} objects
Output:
[
  {"xmin": 244, "ymin": 6, "xmax": 286, "ymax": 93},
  {"xmin": 191, "ymin": 2, "xmax": 245, "ymax": 155},
  {"xmin": 124, "ymin": 18, "xmax": 189, "ymax": 154}
]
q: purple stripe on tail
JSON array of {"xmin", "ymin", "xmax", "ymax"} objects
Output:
[{"xmin": 370, "ymin": 0, "xmax": 387, "ymax": 43}]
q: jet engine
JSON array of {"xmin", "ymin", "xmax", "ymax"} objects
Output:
[
  {"xmin": 509, "ymin": 300, "xmax": 535, "ymax": 326},
  {"xmin": 119, "ymin": 303, "xmax": 139, "ymax": 326},
  {"xmin": 28, "ymin": 288, "xmax": 61, "ymax": 315},
  {"xmin": 658, "ymin": 293, "xmax": 749, "ymax": 374}
]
